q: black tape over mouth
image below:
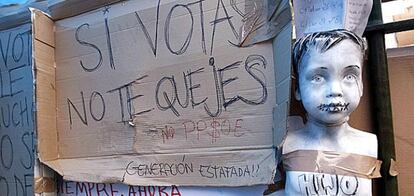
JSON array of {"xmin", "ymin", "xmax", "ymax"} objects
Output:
[{"xmin": 317, "ymin": 102, "xmax": 350, "ymax": 112}]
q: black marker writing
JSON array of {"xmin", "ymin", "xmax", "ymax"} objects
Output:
[
  {"xmin": 104, "ymin": 17, "xmax": 115, "ymax": 70},
  {"xmin": 68, "ymin": 91, "xmax": 88, "ymax": 128},
  {"xmin": 210, "ymin": 0, "xmax": 239, "ymax": 55},
  {"xmin": 0, "ymin": 135, "xmax": 13, "ymax": 170},
  {"xmin": 89, "ymin": 91, "xmax": 105, "ymax": 122},
  {"xmin": 203, "ymin": 57, "xmax": 222, "ymax": 117},
  {"xmin": 134, "ymin": 0, "xmax": 161, "ymax": 56},
  {"xmin": 75, "ymin": 24, "xmax": 103, "ymax": 72},
  {"xmin": 0, "ymin": 32, "xmax": 11, "ymax": 68},
  {"xmin": 108, "ymin": 75, "xmax": 154, "ymax": 124},
  {"xmin": 298, "ymin": 173, "xmax": 359, "ymax": 196},
  {"xmin": 165, "ymin": 4, "xmax": 194, "ymax": 55}
]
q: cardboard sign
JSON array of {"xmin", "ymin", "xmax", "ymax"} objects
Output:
[
  {"xmin": 57, "ymin": 180, "xmax": 283, "ymax": 196},
  {"xmin": 35, "ymin": 0, "xmax": 292, "ymax": 186},
  {"xmin": 0, "ymin": 24, "xmax": 35, "ymax": 196},
  {"xmin": 293, "ymin": 0, "xmax": 372, "ymax": 38}
]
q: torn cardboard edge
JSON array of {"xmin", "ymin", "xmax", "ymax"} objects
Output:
[{"xmin": 282, "ymin": 150, "xmax": 382, "ymax": 179}]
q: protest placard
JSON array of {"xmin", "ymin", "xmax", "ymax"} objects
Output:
[
  {"xmin": 35, "ymin": 0, "xmax": 292, "ymax": 186},
  {"xmin": 0, "ymin": 23, "xmax": 35, "ymax": 196}
]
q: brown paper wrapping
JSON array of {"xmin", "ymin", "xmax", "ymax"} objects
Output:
[
  {"xmin": 35, "ymin": 177, "xmax": 56, "ymax": 193},
  {"xmin": 389, "ymin": 158, "xmax": 399, "ymax": 177},
  {"xmin": 282, "ymin": 150, "xmax": 382, "ymax": 179}
]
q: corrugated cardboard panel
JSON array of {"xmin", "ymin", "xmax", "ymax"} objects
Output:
[
  {"xmin": 33, "ymin": 9, "xmax": 55, "ymax": 48},
  {"xmin": 387, "ymin": 46, "xmax": 414, "ymax": 195},
  {"xmin": 33, "ymin": 9, "xmax": 58, "ymax": 162},
  {"xmin": 0, "ymin": 23, "xmax": 35, "ymax": 196},
  {"xmin": 35, "ymin": 0, "xmax": 291, "ymax": 186}
]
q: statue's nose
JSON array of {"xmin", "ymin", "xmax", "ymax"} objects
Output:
[{"xmin": 326, "ymin": 81, "xmax": 343, "ymax": 98}]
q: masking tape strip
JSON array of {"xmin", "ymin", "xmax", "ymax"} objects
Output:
[
  {"xmin": 35, "ymin": 177, "xmax": 56, "ymax": 193},
  {"xmin": 282, "ymin": 150, "xmax": 382, "ymax": 179},
  {"xmin": 389, "ymin": 158, "xmax": 399, "ymax": 177}
]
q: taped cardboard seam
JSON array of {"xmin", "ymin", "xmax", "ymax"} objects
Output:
[
  {"xmin": 35, "ymin": 177, "xmax": 56, "ymax": 193},
  {"xmin": 282, "ymin": 150, "xmax": 382, "ymax": 179},
  {"xmin": 42, "ymin": 149, "xmax": 276, "ymax": 186}
]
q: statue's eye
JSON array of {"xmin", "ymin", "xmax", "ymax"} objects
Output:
[
  {"xmin": 344, "ymin": 74, "xmax": 356, "ymax": 81},
  {"xmin": 311, "ymin": 75, "xmax": 324, "ymax": 83}
]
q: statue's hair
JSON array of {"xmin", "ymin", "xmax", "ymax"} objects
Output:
[{"xmin": 292, "ymin": 29, "xmax": 366, "ymax": 77}]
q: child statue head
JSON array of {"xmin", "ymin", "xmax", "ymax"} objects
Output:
[{"xmin": 292, "ymin": 29, "xmax": 366, "ymax": 126}]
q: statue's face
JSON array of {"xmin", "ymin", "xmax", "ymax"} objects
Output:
[{"xmin": 296, "ymin": 39, "xmax": 363, "ymax": 125}]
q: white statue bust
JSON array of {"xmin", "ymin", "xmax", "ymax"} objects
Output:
[{"xmin": 282, "ymin": 29, "xmax": 380, "ymax": 196}]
